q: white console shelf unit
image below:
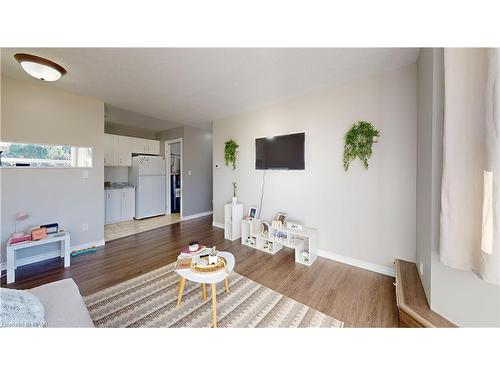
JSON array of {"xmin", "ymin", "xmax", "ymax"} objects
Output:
[
  {"xmin": 224, "ymin": 203, "xmax": 243, "ymax": 241},
  {"xmin": 241, "ymin": 219, "xmax": 318, "ymax": 266}
]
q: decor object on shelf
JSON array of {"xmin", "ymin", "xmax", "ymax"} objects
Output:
[
  {"xmin": 248, "ymin": 206, "xmax": 257, "ymax": 219},
  {"xmin": 31, "ymin": 227, "xmax": 47, "ymax": 241},
  {"xmin": 343, "ymin": 120, "xmax": 380, "ymax": 171},
  {"xmin": 231, "ymin": 182, "xmax": 238, "ymax": 205},
  {"xmin": 286, "ymin": 222, "xmax": 302, "ymax": 231},
  {"xmin": 301, "ymin": 251, "xmax": 310, "ymax": 263},
  {"xmin": 224, "ymin": 139, "xmax": 239, "ymax": 170},
  {"xmin": 14, "ymin": 212, "xmax": 30, "ymax": 237},
  {"xmin": 261, "ymin": 221, "xmax": 270, "ymax": 235},
  {"xmin": 40, "ymin": 223, "xmax": 58, "ymax": 234},
  {"xmin": 14, "ymin": 53, "xmax": 67, "ymax": 82},
  {"xmin": 276, "ymin": 213, "xmax": 287, "ymax": 226}
]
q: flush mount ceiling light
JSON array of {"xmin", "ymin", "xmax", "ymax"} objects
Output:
[{"xmin": 14, "ymin": 53, "xmax": 67, "ymax": 81}]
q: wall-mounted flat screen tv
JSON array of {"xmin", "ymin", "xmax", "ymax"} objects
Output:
[{"xmin": 255, "ymin": 132, "xmax": 305, "ymax": 170}]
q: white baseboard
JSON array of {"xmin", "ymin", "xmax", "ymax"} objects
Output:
[
  {"xmin": 212, "ymin": 221, "xmax": 224, "ymax": 229},
  {"xmin": 317, "ymin": 249, "xmax": 395, "ymax": 277},
  {"xmin": 181, "ymin": 211, "xmax": 213, "ymax": 221},
  {"xmin": 1, "ymin": 239, "xmax": 105, "ymax": 271}
]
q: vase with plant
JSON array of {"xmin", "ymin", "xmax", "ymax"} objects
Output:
[
  {"xmin": 343, "ymin": 120, "xmax": 380, "ymax": 171},
  {"xmin": 224, "ymin": 139, "xmax": 239, "ymax": 170},
  {"xmin": 231, "ymin": 182, "xmax": 237, "ymax": 205}
]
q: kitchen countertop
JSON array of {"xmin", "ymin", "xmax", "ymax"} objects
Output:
[{"xmin": 104, "ymin": 183, "xmax": 136, "ymax": 190}]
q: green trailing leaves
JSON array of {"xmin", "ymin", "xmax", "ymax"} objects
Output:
[
  {"xmin": 343, "ymin": 121, "xmax": 380, "ymax": 171},
  {"xmin": 224, "ymin": 139, "xmax": 239, "ymax": 170}
]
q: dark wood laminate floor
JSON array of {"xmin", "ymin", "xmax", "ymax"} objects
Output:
[{"xmin": 1, "ymin": 215, "xmax": 399, "ymax": 327}]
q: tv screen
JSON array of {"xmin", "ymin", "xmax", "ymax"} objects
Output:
[{"xmin": 255, "ymin": 132, "xmax": 305, "ymax": 170}]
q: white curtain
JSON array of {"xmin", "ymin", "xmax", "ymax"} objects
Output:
[{"xmin": 440, "ymin": 48, "xmax": 499, "ymax": 285}]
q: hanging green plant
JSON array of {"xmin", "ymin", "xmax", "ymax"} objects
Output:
[
  {"xmin": 343, "ymin": 120, "xmax": 380, "ymax": 171},
  {"xmin": 224, "ymin": 139, "xmax": 239, "ymax": 170}
]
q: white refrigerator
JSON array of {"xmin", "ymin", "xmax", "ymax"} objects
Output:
[{"xmin": 129, "ymin": 155, "xmax": 166, "ymax": 219}]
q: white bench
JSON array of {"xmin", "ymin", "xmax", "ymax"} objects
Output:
[{"xmin": 6, "ymin": 232, "xmax": 71, "ymax": 284}]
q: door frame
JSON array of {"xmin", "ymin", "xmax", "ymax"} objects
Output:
[{"xmin": 165, "ymin": 138, "xmax": 183, "ymax": 218}]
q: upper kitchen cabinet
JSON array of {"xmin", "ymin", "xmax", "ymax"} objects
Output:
[
  {"xmin": 104, "ymin": 135, "xmax": 160, "ymax": 166},
  {"xmin": 104, "ymin": 134, "xmax": 119, "ymax": 166},
  {"xmin": 118, "ymin": 136, "xmax": 133, "ymax": 165},
  {"xmin": 104, "ymin": 134, "xmax": 133, "ymax": 166},
  {"xmin": 132, "ymin": 137, "xmax": 160, "ymax": 155},
  {"xmin": 147, "ymin": 139, "xmax": 160, "ymax": 155}
]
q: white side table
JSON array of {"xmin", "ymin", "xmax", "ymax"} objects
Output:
[
  {"xmin": 6, "ymin": 232, "xmax": 71, "ymax": 284},
  {"xmin": 175, "ymin": 251, "xmax": 235, "ymax": 328}
]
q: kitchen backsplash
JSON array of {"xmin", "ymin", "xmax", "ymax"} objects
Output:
[{"xmin": 104, "ymin": 166, "xmax": 129, "ymax": 183}]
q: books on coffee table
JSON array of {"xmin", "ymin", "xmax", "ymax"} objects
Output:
[
  {"xmin": 179, "ymin": 245, "xmax": 206, "ymax": 257},
  {"xmin": 175, "ymin": 257, "xmax": 192, "ymax": 271}
]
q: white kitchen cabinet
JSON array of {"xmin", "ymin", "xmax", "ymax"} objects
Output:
[
  {"xmin": 118, "ymin": 136, "xmax": 133, "ymax": 166},
  {"xmin": 106, "ymin": 134, "xmax": 160, "ymax": 162},
  {"xmin": 105, "ymin": 190, "xmax": 122, "ymax": 223},
  {"xmin": 104, "ymin": 187, "xmax": 136, "ymax": 224},
  {"xmin": 147, "ymin": 139, "xmax": 160, "ymax": 155},
  {"xmin": 131, "ymin": 138, "xmax": 147, "ymax": 154},
  {"xmin": 104, "ymin": 134, "xmax": 119, "ymax": 166},
  {"xmin": 132, "ymin": 138, "xmax": 160, "ymax": 155},
  {"xmin": 121, "ymin": 188, "xmax": 136, "ymax": 220}
]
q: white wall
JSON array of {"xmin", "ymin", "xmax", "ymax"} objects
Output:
[
  {"xmin": 213, "ymin": 64, "xmax": 417, "ymax": 269},
  {"xmin": 1, "ymin": 76, "xmax": 105, "ymax": 263}
]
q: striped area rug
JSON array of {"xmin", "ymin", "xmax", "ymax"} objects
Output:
[{"xmin": 83, "ymin": 262, "xmax": 343, "ymax": 328}]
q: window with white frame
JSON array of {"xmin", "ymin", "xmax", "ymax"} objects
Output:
[{"xmin": 0, "ymin": 141, "xmax": 93, "ymax": 168}]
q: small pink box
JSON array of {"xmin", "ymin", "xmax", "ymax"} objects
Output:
[{"xmin": 31, "ymin": 227, "xmax": 47, "ymax": 241}]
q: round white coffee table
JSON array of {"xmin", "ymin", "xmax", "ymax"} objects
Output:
[{"xmin": 175, "ymin": 251, "xmax": 235, "ymax": 328}]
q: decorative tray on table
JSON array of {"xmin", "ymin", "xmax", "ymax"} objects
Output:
[{"xmin": 191, "ymin": 255, "xmax": 227, "ymax": 273}]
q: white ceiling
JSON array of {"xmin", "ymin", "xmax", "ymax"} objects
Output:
[{"xmin": 1, "ymin": 48, "xmax": 420, "ymax": 130}]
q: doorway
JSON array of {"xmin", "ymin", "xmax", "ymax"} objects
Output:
[{"xmin": 165, "ymin": 139, "xmax": 183, "ymax": 218}]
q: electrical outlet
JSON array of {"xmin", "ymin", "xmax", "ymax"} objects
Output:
[
  {"xmin": 419, "ymin": 261, "xmax": 424, "ymax": 276},
  {"xmin": 82, "ymin": 223, "xmax": 89, "ymax": 231},
  {"xmin": 188, "ymin": 170, "xmax": 192, "ymax": 175},
  {"xmin": 82, "ymin": 170, "xmax": 89, "ymax": 178}
]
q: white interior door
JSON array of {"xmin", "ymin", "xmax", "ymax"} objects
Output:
[{"xmin": 164, "ymin": 139, "xmax": 183, "ymax": 217}]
